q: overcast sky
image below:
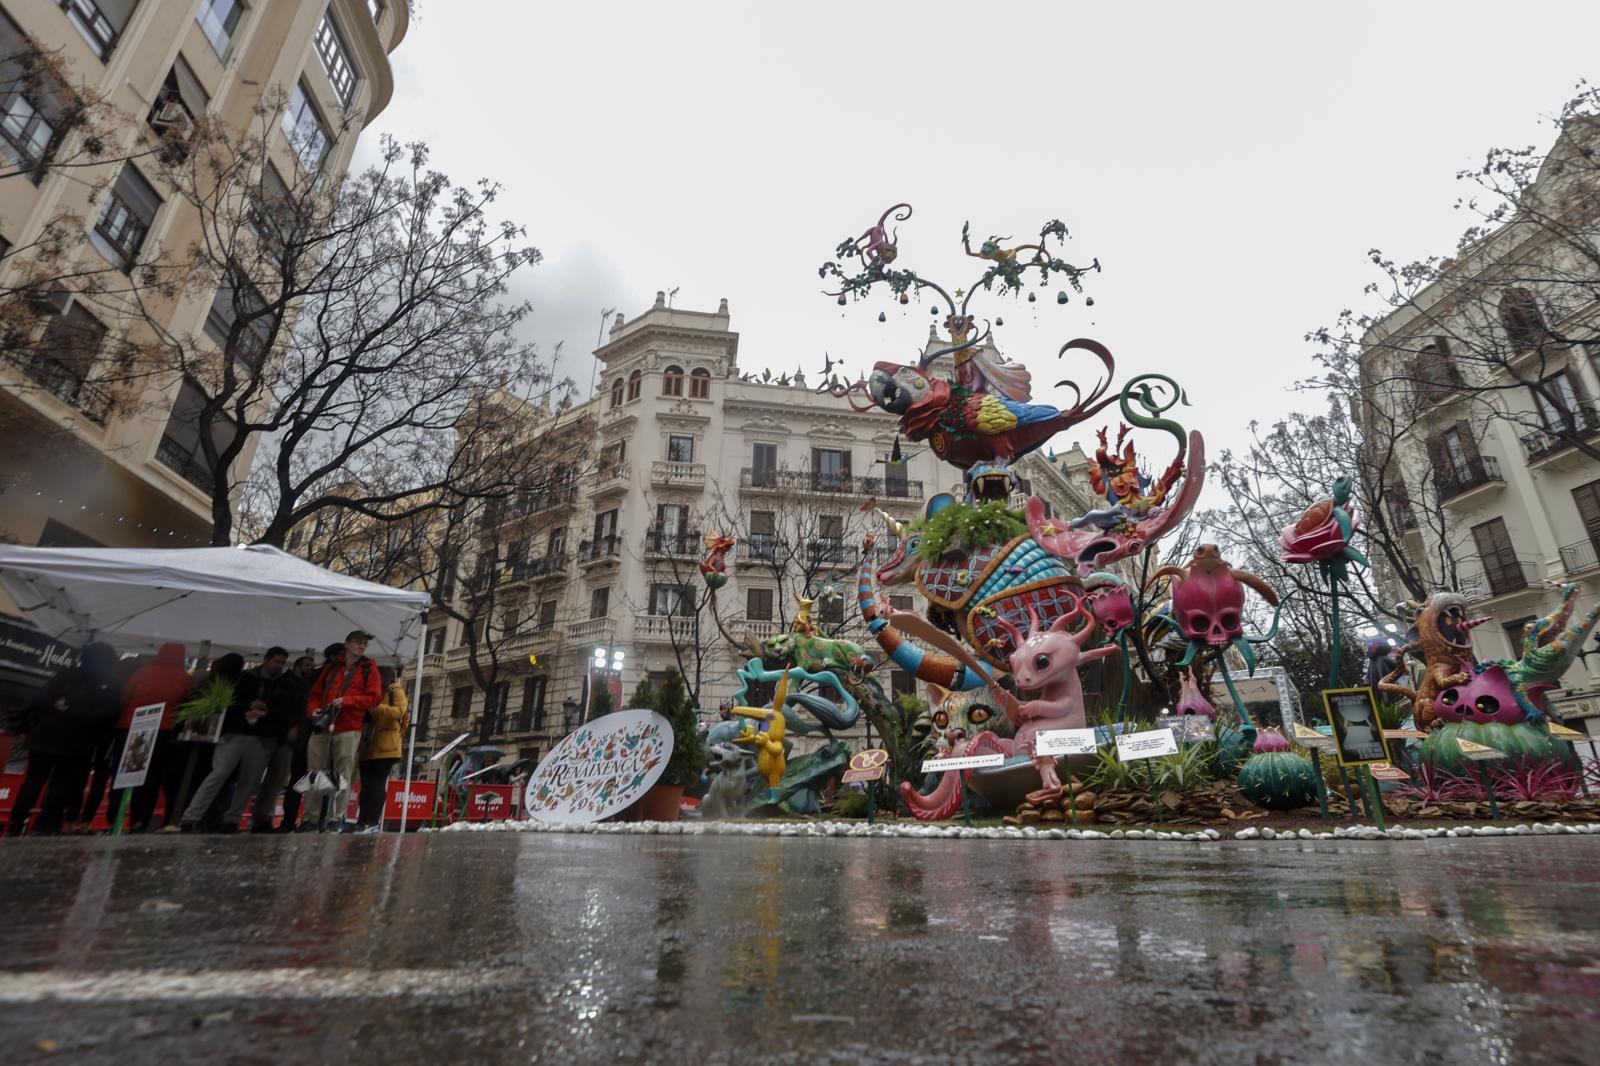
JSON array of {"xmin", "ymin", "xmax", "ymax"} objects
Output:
[{"xmin": 363, "ymin": 1, "xmax": 1600, "ymax": 465}]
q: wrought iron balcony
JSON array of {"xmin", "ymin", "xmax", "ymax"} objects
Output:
[
  {"xmin": 578, "ymin": 534, "xmax": 623, "ymax": 566},
  {"xmin": 736, "ymin": 536, "xmax": 784, "ymax": 562},
  {"xmin": 807, "ymin": 538, "xmax": 849, "ymax": 566},
  {"xmin": 644, "ymin": 528, "xmax": 700, "ymax": 557},
  {"xmin": 1460, "ymin": 557, "xmax": 1539, "ymax": 600},
  {"xmin": 1436, "ymin": 456, "xmax": 1502, "ymax": 503},
  {"xmin": 1388, "ymin": 502, "xmax": 1419, "ymax": 532},
  {"xmin": 739, "ymin": 468, "xmax": 924, "ymax": 499},
  {"xmin": 4, "ymin": 352, "xmax": 111, "ymax": 424},
  {"xmin": 1560, "ymin": 539, "xmax": 1599, "ymax": 575},
  {"xmin": 1519, "ymin": 403, "xmax": 1600, "ymax": 462},
  {"xmin": 154, "ymin": 436, "xmax": 216, "ymax": 493}
]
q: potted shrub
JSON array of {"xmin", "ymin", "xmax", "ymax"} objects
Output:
[{"xmin": 629, "ymin": 670, "xmax": 705, "ymax": 822}]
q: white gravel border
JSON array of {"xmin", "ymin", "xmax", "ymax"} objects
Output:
[{"xmin": 434, "ymin": 819, "xmax": 1600, "ymax": 841}]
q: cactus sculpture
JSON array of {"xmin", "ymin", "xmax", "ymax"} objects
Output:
[{"xmin": 1235, "ymin": 729, "xmax": 1319, "ymax": 811}]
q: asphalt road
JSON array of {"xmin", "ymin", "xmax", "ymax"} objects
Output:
[{"xmin": 1, "ymin": 832, "xmax": 1597, "ymax": 1065}]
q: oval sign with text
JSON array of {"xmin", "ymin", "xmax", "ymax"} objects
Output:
[{"xmin": 523, "ymin": 709, "xmax": 674, "ymax": 823}]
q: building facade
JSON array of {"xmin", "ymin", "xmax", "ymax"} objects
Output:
[
  {"xmin": 1358, "ymin": 117, "xmax": 1600, "ymax": 728},
  {"xmin": 0, "ymin": 0, "xmax": 407, "ymax": 553},
  {"xmin": 402, "ymin": 295, "xmax": 1111, "ymax": 767}
]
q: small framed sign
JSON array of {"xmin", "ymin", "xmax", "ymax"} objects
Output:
[
  {"xmin": 1114, "ymin": 728, "xmax": 1179, "ymax": 762},
  {"xmin": 842, "ymin": 748, "xmax": 889, "ymax": 784},
  {"xmin": 1321, "ymin": 687, "xmax": 1392, "ymax": 767},
  {"xmin": 922, "ymin": 752, "xmax": 1005, "ymax": 773},
  {"xmin": 1035, "ymin": 728, "xmax": 1098, "ymax": 757}
]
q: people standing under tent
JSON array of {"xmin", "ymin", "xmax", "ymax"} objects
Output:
[
  {"xmin": 162, "ymin": 653, "xmax": 246, "ymax": 831},
  {"xmin": 253, "ymin": 653, "xmax": 314, "ymax": 833},
  {"xmin": 355, "ymin": 667, "xmax": 409, "ymax": 833},
  {"xmin": 282, "ymin": 648, "xmax": 339, "ymax": 831},
  {"xmin": 70, "ymin": 654, "xmax": 140, "ymax": 833},
  {"xmin": 179, "ymin": 648, "xmax": 293, "ymax": 833},
  {"xmin": 298, "ymin": 632, "xmax": 382, "ymax": 833},
  {"xmin": 112, "ymin": 643, "xmax": 191, "ymax": 833},
  {"xmin": 5, "ymin": 643, "xmax": 120, "ymax": 837}
]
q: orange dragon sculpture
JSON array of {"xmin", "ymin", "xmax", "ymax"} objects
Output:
[{"xmin": 1378, "ymin": 592, "xmax": 1490, "ymax": 730}]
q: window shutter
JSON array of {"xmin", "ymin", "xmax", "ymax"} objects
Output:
[
  {"xmin": 1471, "ymin": 518, "xmax": 1515, "ymax": 567},
  {"xmin": 1574, "ymin": 481, "xmax": 1600, "ymax": 548},
  {"xmin": 1426, "ymin": 436, "xmax": 1450, "ymax": 484},
  {"xmin": 1453, "ymin": 422, "xmax": 1481, "ymax": 463}
]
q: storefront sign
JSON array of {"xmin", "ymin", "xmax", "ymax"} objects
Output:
[
  {"xmin": 0, "ymin": 618, "xmax": 79, "ymax": 680},
  {"xmin": 1115, "ymin": 728, "xmax": 1179, "ymax": 761},
  {"xmin": 113, "ymin": 703, "xmax": 164, "ymax": 790},
  {"xmin": 523, "ymin": 708, "xmax": 673, "ymax": 823},
  {"xmin": 383, "ymin": 780, "xmax": 436, "ymax": 822},
  {"xmin": 1036, "ymin": 728, "xmax": 1099, "ymax": 756}
]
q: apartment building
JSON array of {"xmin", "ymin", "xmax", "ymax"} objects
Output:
[
  {"xmin": 0, "ymin": 1, "xmax": 407, "ymax": 553},
  {"xmin": 405, "ymin": 295, "xmax": 1117, "ymax": 767},
  {"xmin": 1357, "ymin": 116, "xmax": 1600, "ymax": 727}
]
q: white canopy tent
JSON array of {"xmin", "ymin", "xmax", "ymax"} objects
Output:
[
  {"xmin": 0, "ymin": 544, "xmax": 429, "ymax": 661},
  {"xmin": 0, "ymin": 544, "xmax": 435, "ymax": 830}
]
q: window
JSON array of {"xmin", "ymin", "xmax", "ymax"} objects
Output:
[
  {"xmin": 662, "ymin": 364, "xmax": 684, "ymax": 396},
  {"xmin": 500, "ymin": 607, "xmax": 520, "ymax": 635},
  {"xmin": 91, "ymin": 165, "xmax": 160, "ymax": 271},
  {"xmin": 33, "ymin": 302, "xmax": 107, "ymax": 408},
  {"xmin": 1412, "ymin": 340, "xmax": 1464, "ymax": 400},
  {"xmin": 148, "ymin": 57, "xmax": 207, "ymax": 157},
  {"xmin": 520, "ymin": 676, "xmax": 547, "ymax": 732},
  {"xmin": 884, "ymin": 451, "xmax": 910, "ymax": 496},
  {"xmin": 812, "ymin": 447, "xmax": 850, "ymax": 490},
  {"xmin": 649, "ymin": 583, "xmax": 692, "ymax": 617},
  {"xmin": 1470, "ymin": 518, "xmax": 1527, "ymax": 597},
  {"xmin": 1502, "ymin": 617, "xmax": 1536, "ymax": 660},
  {"xmin": 1499, "ymin": 288, "xmax": 1548, "ymax": 352},
  {"xmin": 1, "ymin": 75, "xmax": 59, "ymax": 178},
  {"xmin": 610, "ymin": 377, "xmax": 624, "ymax": 408},
  {"xmin": 1533, "ymin": 372, "xmax": 1580, "ymax": 431},
  {"xmin": 667, "ymin": 435, "xmax": 694, "ymax": 463},
  {"xmin": 287, "ymin": 529, "xmax": 303, "ymax": 551},
  {"xmin": 626, "ymin": 369, "xmax": 641, "ymax": 401},
  {"xmin": 589, "ymin": 586, "xmax": 610, "ymax": 619},
  {"xmin": 546, "ymin": 527, "xmax": 566, "ymax": 558},
  {"xmin": 204, "ymin": 275, "xmax": 275, "ymax": 372},
  {"xmin": 314, "ymin": 14, "xmax": 359, "ymax": 108},
  {"xmin": 416, "ymin": 692, "xmax": 432, "ymax": 738},
  {"xmin": 488, "ymin": 681, "xmax": 510, "ymax": 732},
  {"xmin": 746, "ymin": 586, "xmax": 774, "ymax": 621},
  {"xmin": 537, "ymin": 599, "xmax": 558, "ymax": 630},
  {"xmin": 280, "ymin": 80, "xmax": 332, "ymax": 173},
  {"xmin": 593, "ymin": 508, "xmax": 618, "ymax": 541},
  {"xmin": 156, "ymin": 378, "xmax": 238, "ymax": 493},
  {"xmin": 196, "ymin": 0, "xmax": 247, "ymax": 61},
  {"xmin": 752, "ymin": 442, "xmax": 778, "ymax": 486},
  {"xmin": 425, "ymin": 627, "xmax": 446, "ymax": 654},
  {"xmin": 601, "ymin": 439, "xmax": 626, "ymax": 471},
  {"xmin": 367, "ymin": 0, "xmax": 386, "ymax": 24},
  {"xmin": 819, "ymin": 594, "xmax": 844, "ymax": 626},
  {"xmin": 689, "ymin": 367, "xmax": 711, "ymax": 398},
  {"xmin": 750, "ymin": 510, "xmax": 776, "ymax": 559},
  {"xmin": 1573, "ymin": 480, "xmax": 1600, "ymax": 560},
  {"xmin": 247, "ymin": 163, "xmax": 294, "ymax": 263},
  {"xmin": 451, "ymin": 686, "xmax": 473, "ymax": 719},
  {"xmin": 60, "ymin": 0, "xmax": 136, "ymax": 60},
  {"xmin": 656, "ymin": 503, "xmax": 689, "ymax": 536}
]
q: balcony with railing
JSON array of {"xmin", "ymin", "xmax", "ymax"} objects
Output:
[
  {"xmin": 739, "ymin": 619, "xmax": 780, "ymax": 645},
  {"xmin": 1437, "ymin": 456, "xmax": 1504, "ymax": 506},
  {"xmin": 568, "ymin": 616, "xmax": 615, "ymax": 643},
  {"xmin": 578, "ymin": 534, "xmax": 623, "ymax": 568},
  {"xmin": 154, "ymin": 436, "xmax": 216, "ymax": 493},
  {"xmin": 495, "ymin": 553, "xmax": 570, "ymax": 586},
  {"xmin": 1388, "ymin": 502, "xmax": 1419, "ymax": 532},
  {"xmin": 589, "ymin": 462, "xmax": 631, "ymax": 496},
  {"xmin": 807, "ymin": 538, "xmax": 850, "ymax": 567},
  {"xmin": 740, "ymin": 468, "xmax": 924, "ymax": 500},
  {"xmin": 1519, "ymin": 403, "xmax": 1600, "ymax": 464},
  {"xmin": 501, "ymin": 628, "xmax": 562, "ymax": 660},
  {"xmin": 735, "ymin": 536, "xmax": 784, "ymax": 563},
  {"xmin": 650, "ymin": 461, "xmax": 707, "ymax": 490},
  {"xmin": 1560, "ymin": 539, "xmax": 1599, "ymax": 575},
  {"xmin": 3, "ymin": 351, "xmax": 111, "ymax": 424},
  {"xmin": 644, "ymin": 528, "xmax": 700, "ymax": 558},
  {"xmin": 635, "ymin": 613, "xmax": 697, "ymax": 644},
  {"xmin": 1460, "ymin": 557, "xmax": 1540, "ymax": 600},
  {"xmin": 508, "ymin": 484, "xmax": 578, "ymax": 520}
]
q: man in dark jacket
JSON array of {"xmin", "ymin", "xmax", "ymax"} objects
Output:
[
  {"xmin": 251, "ymin": 653, "xmax": 314, "ymax": 833},
  {"xmin": 179, "ymin": 648, "xmax": 291, "ymax": 832},
  {"xmin": 6, "ymin": 643, "xmax": 120, "ymax": 836}
]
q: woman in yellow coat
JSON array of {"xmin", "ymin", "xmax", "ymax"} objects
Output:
[{"xmin": 355, "ymin": 669, "xmax": 408, "ymax": 832}]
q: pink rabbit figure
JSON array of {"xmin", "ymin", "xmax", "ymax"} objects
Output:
[{"xmin": 989, "ymin": 601, "xmax": 1118, "ymax": 793}]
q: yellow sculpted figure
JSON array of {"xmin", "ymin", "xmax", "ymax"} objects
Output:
[{"xmin": 731, "ymin": 673, "xmax": 789, "ymax": 790}]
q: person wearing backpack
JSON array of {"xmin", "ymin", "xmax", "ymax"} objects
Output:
[
  {"xmin": 298, "ymin": 631, "xmax": 382, "ymax": 832},
  {"xmin": 354, "ymin": 667, "xmax": 408, "ymax": 832}
]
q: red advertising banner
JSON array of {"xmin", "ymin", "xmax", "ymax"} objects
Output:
[
  {"xmin": 383, "ymin": 780, "xmax": 436, "ymax": 823},
  {"xmin": 467, "ymin": 783, "xmax": 514, "ymax": 822},
  {"xmin": 0, "ymin": 771, "xmax": 22, "ymax": 819}
]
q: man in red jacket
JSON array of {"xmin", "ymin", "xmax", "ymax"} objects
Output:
[
  {"xmin": 116, "ymin": 643, "xmax": 192, "ymax": 832},
  {"xmin": 298, "ymin": 631, "xmax": 382, "ymax": 832}
]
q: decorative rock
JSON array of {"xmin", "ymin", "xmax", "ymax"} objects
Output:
[
  {"xmin": 1236, "ymin": 827, "xmax": 1260, "ymax": 840},
  {"xmin": 1081, "ymin": 830, "xmax": 1107, "ymax": 839},
  {"xmin": 1476, "ymin": 826, "xmax": 1505, "ymax": 836},
  {"xmin": 1260, "ymin": 827, "xmax": 1277, "ymax": 840},
  {"xmin": 1297, "ymin": 828, "xmax": 1314, "ymax": 839},
  {"xmin": 1110, "ymin": 830, "xmax": 1126, "ymax": 840},
  {"xmin": 1204, "ymin": 829, "xmax": 1222, "ymax": 841}
]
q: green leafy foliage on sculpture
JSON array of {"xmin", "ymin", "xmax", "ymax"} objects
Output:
[{"xmin": 910, "ymin": 502, "xmax": 1028, "ymax": 561}]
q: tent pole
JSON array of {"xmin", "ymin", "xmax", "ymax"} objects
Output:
[{"xmin": 399, "ymin": 609, "xmax": 427, "ymax": 834}]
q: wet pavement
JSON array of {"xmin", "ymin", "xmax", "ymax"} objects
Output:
[{"xmin": 2, "ymin": 833, "xmax": 1598, "ymax": 1065}]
